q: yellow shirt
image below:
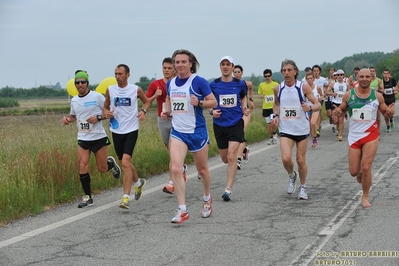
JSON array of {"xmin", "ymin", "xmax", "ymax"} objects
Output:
[{"xmin": 258, "ymin": 81, "xmax": 279, "ymax": 109}]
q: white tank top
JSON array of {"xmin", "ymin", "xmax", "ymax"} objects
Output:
[
  {"xmin": 70, "ymin": 91, "xmax": 107, "ymax": 141},
  {"xmin": 278, "ymin": 81, "xmax": 310, "ymax": 136},
  {"xmin": 332, "ymin": 82, "xmax": 347, "ymax": 104},
  {"xmin": 108, "ymin": 83, "xmax": 139, "ymax": 134}
]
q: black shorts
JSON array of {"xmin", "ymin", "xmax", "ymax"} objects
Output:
[
  {"xmin": 111, "ymin": 130, "xmax": 138, "ymax": 160},
  {"xmin": 384, "ymin": 97, "xmax": 395, "ymax": 106},
  {"xmin": 78, "ymin": 137, "xmax": 111, "ymax": 153},
  {"xmin": 325, "ymin": 100, "xmax": 333, "ymax": 110},
  {"xmin": 262, "ymin": 108, "xmax": 274, "ymax": 118},
  {"xmin": 280, "ymin": 132, "xmax": 308, "ymax": 143},
  {"xmin": 213, "ymin": 119, "xmax": 244, "ymax": 150}
]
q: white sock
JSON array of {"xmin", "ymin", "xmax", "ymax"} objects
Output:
[
  {"xmin": 123, "ymin": 194, "xmax": 130, "ymax": 199},
  {"xmin": 134, "ymin": 180, "xmax": 141, "ymax": 187},
  {"xmin": 203, "ymin": 195, "xmax": 211, "ymax": 202},
  {"xmin": 168, "ymin": 180, "xmax": 173, "ymax": 185},
  {"xmin": 179, "ymin": 205, "xmax": 187, "ymax": 211}
]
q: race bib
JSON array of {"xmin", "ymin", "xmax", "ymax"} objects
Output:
[
  {"xmin": 384, "ymin": 88, "xmax": 393, "ymax": 95},
  {"xmin": 264, "ymin": 95, "xmax": 274, "ymax": 103},
  {"xmin": 337, "ymin": 91, "xmax": 345, "ymax": 99},
  {"xmin": 352, "ymin": 109, "xmax": 371, "ymax": 122},
  {"xmin": 282, "ymin": 106, "xmax": 300, "ymax": 119},
  {"xmin": 77, "ymin": 119, "xmax": 93, "ymax": 132},
  {"xmin": 219, "ymin": 94, "xmax": 237, "ymax": 107},
  {"xmin": 171, "ymin": 98, "xmax": 188, "ymax": 114}
]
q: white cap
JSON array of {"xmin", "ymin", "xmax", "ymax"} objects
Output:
[
  {"xmin": 220, "ymin": 56, "xmax": 234, "ymax": 65},
  {"xmin": 333, "ymin": 72, "xmax": 337, "ymax": 75},
  {"xmin": 336, "ymin": 69, "xmax": 345, "ymax": 74}
]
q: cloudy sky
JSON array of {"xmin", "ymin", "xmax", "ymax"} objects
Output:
[{"xmin": 0, "ymin": 0, "xmax": 398, "ymax": 89}]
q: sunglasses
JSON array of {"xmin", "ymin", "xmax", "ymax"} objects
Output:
[
  {"xmin": 337, "ymin": 74, "xmax": 344, "ymax": 76},
  {"xmin": 264, "ymin": 75, "xmax": 271, "ymax": 78},
  {"xmin": 75, "ymin": 80, "xmax": 88, "ymax": 85}
]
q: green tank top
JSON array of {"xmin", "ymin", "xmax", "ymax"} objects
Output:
[{"xmin": 347, "ymin": 88, "xmax": 377, "ymax": 117}]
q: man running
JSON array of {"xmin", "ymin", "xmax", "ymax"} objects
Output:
[{"xmin": 333, "ymin": 68, "xmax": 395, "ymax": 208}]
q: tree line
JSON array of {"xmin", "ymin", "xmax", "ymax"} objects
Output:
[{"xmin": 1, "ymin": 50, "xmax": 398, "ymax": 102}]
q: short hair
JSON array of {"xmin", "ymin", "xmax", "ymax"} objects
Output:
[
  {"xmin": 172, "ymin": 49, "xmax": 200, "ymax": 73},
  {"xmin": 354, "ymin": 67, "xmax": 360, "ymax": 71},
  {"xmin": 306, "ymin": 72, "xmax": 314, "ymax": 78},
  {"xmin": 312, "ymin": 65, "xmax": 322, "ymax": 72},
  {"xmin": 263, "ymin": 69, "xmax": 272, "ymax": 75},
  {"xmin": 369, "ymin": 66, "xmax": 376, "ymax": 70},
  {"xmin": 234, "ymin": 65, "xmax": 243, "ymax": 72},
  {"xmin": 281, "ymin": 59, "xmax": 299, "ymax": 79},
  {"xmin": 383, "ymin": 68, "xmax": 390, "ymax": 73},
  {"xmin": 162, "ymin": 57, "xmax": 173, "ymax": 65},
  {"xmin": 116, "ymin": 64, "xmax": 130, "ymax": 74}
]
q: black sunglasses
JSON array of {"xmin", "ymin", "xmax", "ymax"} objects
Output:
[
  {"xmin": 264, "ymin": 75, "xmax": 271, "ymax": 78},
  {"xmin": 75, "ymin": 80, "xmax": 88, "ymax": 85}
]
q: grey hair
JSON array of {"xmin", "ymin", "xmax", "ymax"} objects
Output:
[{"xmin": 281, "ymin": 59, "xmax": 299, "ymax": 79}]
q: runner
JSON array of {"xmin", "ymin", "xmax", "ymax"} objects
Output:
[
  {"xmin": 333, "ymin": 68, "xmax": 395, "ymax": 208},
  {"xmin": 210, "ymin": 56, "xmax": 249, "ymax": 201},
  {"xmin": 232, "ymin": 64, "xmax": 253, "ymax": 169},
  {"xmin": 381, "ymin": 68, "xmax": 397, "ymax": 132},
  {"xmin": 272, "ymin": 59, "xmax": 321, "ymax": 200},
  {"xmin": 62, "ymin": 70, "xmax": 121, "ymax": 208},
  {"xmin": 326, "ymin": 69, "xmax": 348, "ymax": 141},
  {"xmin": 312, "ymin": 65, "xmax": 327, "ymax": 137},
  {"xmin": 258, "ymin": 69, "xmax": 279, "ymax": 145},
  {"xmin": 104, "ymin": 64, "xmax": 150, "ymax": 209},
  {"xmin": 305, "ymin": 72, "xmax": 324, "ymax": 149},
  {"xmin": 325, "ymin": 68, "xmax": 336, "ymax": 133},
  {"xmin": 162, "ymin": 49, "xmax": 217, "ymax": 224}
]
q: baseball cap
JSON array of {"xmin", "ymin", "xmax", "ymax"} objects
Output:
[
  {"xmin": 220, "ymin": 56, "xmax": 234, "ymax": 65},
  {"xmin": 336, "ymin": 69, "xmax": 345, "ymax": 74}
]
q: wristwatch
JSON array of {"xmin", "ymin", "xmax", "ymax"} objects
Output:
[
  {"xmin": 249, "ymin": 98, "xmax": 254, "ymax": 101},
  {"xmin": 198, "ymin": 101, "xmax": 203, "ymax": 107},
  {"xmin": 97, "ymin": 115, "xmax": 102, "ymax": 121}
]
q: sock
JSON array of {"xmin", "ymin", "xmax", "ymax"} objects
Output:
[
  {"xmin": 79, "ymin": 173, "xmax": 91, "ymax": 197},
  {"xmin": 168, "ymin": 180, "xmax": 173, "ymax": 185},
  {"xmin": 107, "ymin": 159, "xmax": 113, "ymax": 171},
  {"xmin": 225, "ymin": 187, "xmax": 232, "ymax": 193},
  {"xmin": 123, "ymin": 194, "xmax": 130, "ymax": 199},
  {"xmin": 203, "ymin": 195, "xmax": 211, "ymax": 202},
  {"xmin": 289, "ymin": 172, "xmax": 295, "ymax": 178},
  {"xmin": 179, "ymin": 205, "xmax": 187, "ymax": 211},
  {"xmin": 134, "ymin": 179, "xmax": 142, "ymax": 187}
]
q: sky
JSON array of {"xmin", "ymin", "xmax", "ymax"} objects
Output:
[{"xmin": 0, "ymin": 0, "xmax": 398, "ymax": 89}]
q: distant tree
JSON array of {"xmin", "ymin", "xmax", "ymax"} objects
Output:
[
  {"xmin": 135, "ymin": 76, "xmax": 154, "ymax": 92},
  {"xmin": 53, "ymin": 82, "xmax": 62, "ymax": 90}
]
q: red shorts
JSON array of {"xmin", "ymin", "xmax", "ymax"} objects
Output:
[{"xmin": 349, "ymin": 130, "xmax": 379, "ymax": 149}]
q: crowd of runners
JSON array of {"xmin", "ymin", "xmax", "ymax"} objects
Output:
[{"xmin": 63, "ymin": 50, "xmax": 397, "ymax": 223}]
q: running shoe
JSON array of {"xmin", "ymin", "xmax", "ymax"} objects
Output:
[
  {"xmin": 237, "ymin": 158, "xmax": 242, "ymax": 170},
  {"xmin": 243, "ymin": 147, "xmax": 250, "ymax": 163},
  {"xmin": 163, "ymin": 183, "xmax": 174, "ymax": 194},
  {"xmin": 287, "ymin": 171, "xmax": 297, "ymax": 194},
  {"xmin": 267, "ymin": 138, "xmax": 274, "ymax": 145},
  {"xmin": 197, "ymin": 173, "xmax": 201, "ymax": 179},
  {"xmin": 134, "ymin": 178, "xmax": 146, "ymax": 200},
  {"xmin": 316, "ymin": 129, "xmax": 320, "ymax": 138},
  {"xmin": 107, "ymin": 156, "xmax": 121, "ymax": 179},
  {"xmin": 311, "ymin": 138, "xmax": 318, "ymax": 149},
  {"xmin": 201, "ymin": 197, "xmax": 212, "ymax": 218},
  {"xmin": 386, "ymin": 126, "xmax": 391, "ymax": 133},
  {"xmin": 119, "ymin": 196, "xmax": 129, "ymax": 209},
  {"xmin": 298, "ymin": 185, "xmax": 308, "ymax": 200},
  {"xmin": 338, "ymin": 136, "xmax": 343, "ymax": 141},
  {"xmin": 273, "ymin": 137, "xmax": 279, "ymax": 144},
  {"xmin": 78, "ymin": 195, "xmax": 93, "ymax": 208},
  {"xmin": 222, "ymin": 189, "xmax": 232, "ymax": 201},
  {"xmin": 332, "ymin": 126, "xmax": 336, "ymax": 133},
  {"xmin": 171, "ymin": 208, "xmax": 190, "ymax": 224},
  {"xmin": 183, "ymin": 164, "xmax": 187, "ymax": 183}
]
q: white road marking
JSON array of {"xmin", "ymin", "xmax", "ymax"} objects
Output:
[{"xmin": 290, "ymin": 153, "xmax": 399, "ymax": 265}]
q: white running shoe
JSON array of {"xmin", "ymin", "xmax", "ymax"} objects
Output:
[
  {"xmin": 298, "ymin": 185, "xmax": 308, "ymax": 200},
  {"xmin": 287, "ymin": 171, "xmax": 297, "ymax": 194}
]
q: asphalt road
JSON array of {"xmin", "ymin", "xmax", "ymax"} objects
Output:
[{"xmin": 1, "ymin": 115, "xmax": 398, "ymax": 266}]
